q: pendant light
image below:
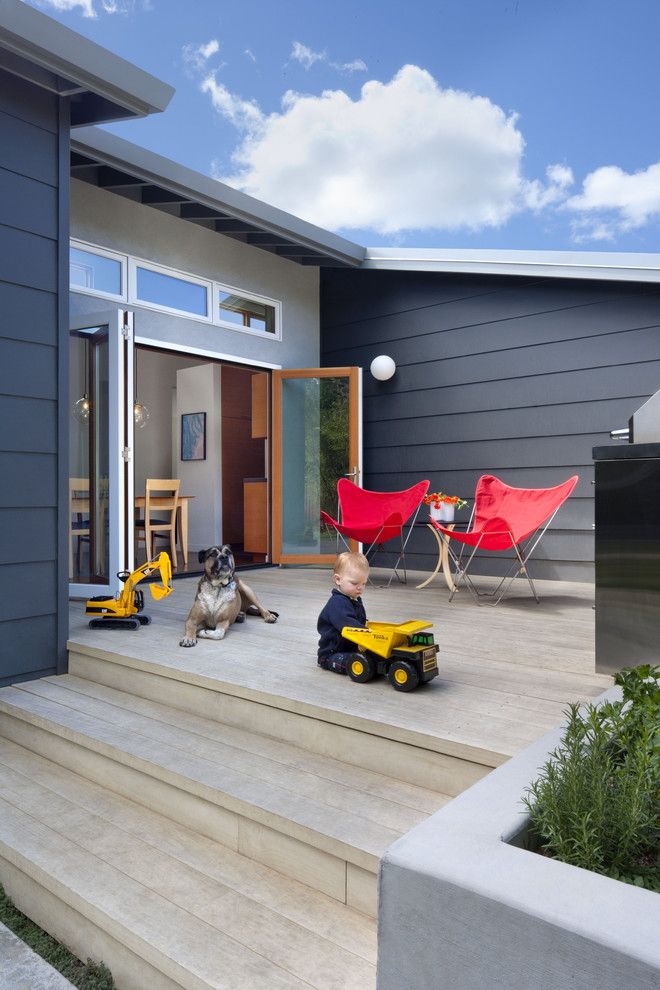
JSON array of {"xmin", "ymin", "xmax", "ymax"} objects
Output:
[
  {"xmin": 133, "ymin": 347, "xmax": 150, "ymax": 429},
  {"xmin": 73, "ymin": 335, "xmax": 90, "ymax": 423}
]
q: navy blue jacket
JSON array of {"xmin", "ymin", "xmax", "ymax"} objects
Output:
[{"xmin": 317, "ymin": 589, "xmax": 367, "ymax": 659}]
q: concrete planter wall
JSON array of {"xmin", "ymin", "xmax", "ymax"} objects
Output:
[{"xmin": 378, "ymin": 687, "xmax": 660, "ymax": 990}]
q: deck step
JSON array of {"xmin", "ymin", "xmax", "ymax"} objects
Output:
[
  {"xmin": 68, "ymin": 645, "xmax": 493, "ymax": 796},
  {"xmin": 0, "ymin": 676, "xmax": 450, "ymax": 913},
  {"xmin": 0, "ymin": 737, "xmax": 376, "ymax": 990}
]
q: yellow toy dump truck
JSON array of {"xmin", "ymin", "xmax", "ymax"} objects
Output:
[
  {"xmin": 85, "ymin": 552, "xmax": 173, "ymax": 630},
  {"xmin": 341, "ymin": 620, "xmax": 439, "ymax": 692}
]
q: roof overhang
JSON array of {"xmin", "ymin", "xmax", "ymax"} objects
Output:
[
  {"xmin": 0, "ymin": 0, "xmax": 173, "ymax": 125},
  {"xmin": 70, "ymin": 126, "xmax": 366, "ymax": 268},
  {"xmin": 362, "ymin": 248, "xmax": 660, "ymax": 284}
]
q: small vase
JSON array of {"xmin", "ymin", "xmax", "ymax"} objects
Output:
[{"xmin": 430, "ymin": 503, "xmax": 454, "ymax": 523}]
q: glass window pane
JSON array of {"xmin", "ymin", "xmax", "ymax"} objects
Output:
[
  {"xmin": 69, "ymin": 329, "xmax": 109, "ymax": 584},
  {"xmin": 136, "ymin": 266, "xmax": 208, "ymax": 317},
  {"xmin": 219, "ymin": 290, "xmax": 276, "ymax": 333},
  {"xmin": 70, "ymin": 248, "xmax": 122, "ymax": 295},
  {"xmin": 281, "ymin": 376, "xmax": 349, "ymax": 555}
]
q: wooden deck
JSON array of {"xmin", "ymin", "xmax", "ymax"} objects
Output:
[{"xmin": 68, "ymin": 566, "xmax": 612, "ymax": 768}]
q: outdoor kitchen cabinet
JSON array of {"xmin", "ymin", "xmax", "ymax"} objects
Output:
[{"xmin": 593, "ymin": 442, "xmax": 660, "ymax": 675}]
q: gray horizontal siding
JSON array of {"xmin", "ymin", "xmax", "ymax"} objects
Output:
[
  {"xmin": 0, "ymin": 224, "xmax": 57, "ymax": 292},
  {"xmin": 0, "ymin": 562, "xmax": 57, "ymax": 621},
  {"xmin": 0, "ymin": 72, "xmax": 64, "ymax": 685},
  {"xmin": 0, "ymin": 508, "xmax": 57, "ymax": 563},
  {"xmin": 0, "ymin": 109, "xmax": 58, "ymax": 185},
  {"xmin": 0, "ymin": 396, "xmax": 57, "ymax": 452},
  {"xmin": 0, "ymin": 616, "xmax": 57, "ymax": 687},
  {"xmin": 0, "ymin": 166, "xmax": 58, "ymax": 238},
  {"xmin": 0, "ymin": 68, "xmax": 58, "ymax": 133},
  {"xmin": 0, "ymin": 338, "xmax": 57, "ymax": 399},
  {"xmin": 0, "ymin": 281, "xmax": 58, "ymax": 346},
  {"xmin": 321, "ymin": 270, "xmax": 660, "ymax": 583}
]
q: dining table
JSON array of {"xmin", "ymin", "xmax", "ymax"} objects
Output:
[{"xmin": 134, "ymin": 494, "xmax": 195, "ymax": 567}]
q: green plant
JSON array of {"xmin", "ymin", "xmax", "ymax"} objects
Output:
[
  {"xmin": 522, "ymin": 664, "xmax": 660, "ymax": 892},
  {"xmin": 0, "ymin": 883, "xmax": 115, "ymax": 989}
]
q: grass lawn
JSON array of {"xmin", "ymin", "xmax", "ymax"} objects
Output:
[{"xmin": 0, "ymin": 883, "xmax": 115, "ymax": 989}]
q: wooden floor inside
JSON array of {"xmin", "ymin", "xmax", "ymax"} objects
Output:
[{"xmin": 68, "ymin": 567, "xmax": 612, "ymax": 768}]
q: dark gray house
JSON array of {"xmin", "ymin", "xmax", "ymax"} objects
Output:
[
  {"xmin": 0, "ymin": 0, "xmax": 173, "ymax": 686},
  {"xmin": 3, "ymin": 0, "xmax": 660, "ymax": 688}
]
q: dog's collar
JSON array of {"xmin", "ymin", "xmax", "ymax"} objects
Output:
[{"xmin": 218, "ymin": 577, "xmax": 236, "ymax": 590}]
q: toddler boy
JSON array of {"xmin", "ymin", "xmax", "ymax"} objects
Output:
[{"xmin": 317, "ymin": 551, "xmax": 369, "ymax": 674}]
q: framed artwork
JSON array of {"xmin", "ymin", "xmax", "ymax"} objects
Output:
[{"xmin": 181, "ymin": 411, "xmax": 206, "ymax": 461}]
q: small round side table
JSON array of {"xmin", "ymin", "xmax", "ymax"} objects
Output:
[{"xmin": 415, "ymin": 522, "xmax": 456, "ymax": 591}]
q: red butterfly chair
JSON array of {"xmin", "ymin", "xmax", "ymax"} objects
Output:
[
  {"xmin": 433, "ymin": 474, "xmax": 578, "ymax": 604},
  {"xmin": 321, "ymin": 479, "xmax": 430, "ymax": 586}
]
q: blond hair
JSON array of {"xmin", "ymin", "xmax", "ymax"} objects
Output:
[{"xmin": 334, "ymin": 551, "xmax": 369, "ymax": 576}]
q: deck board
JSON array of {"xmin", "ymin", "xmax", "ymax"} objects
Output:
[{"xmin": 68, "ymin": 567, "xmax": 611, "ymax": 763}]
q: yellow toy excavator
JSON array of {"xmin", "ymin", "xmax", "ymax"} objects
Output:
[{"xmin": 85, "ymin": 552, "xmax": 173, "ymax": 630}]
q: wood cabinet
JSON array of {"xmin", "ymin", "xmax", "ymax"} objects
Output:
[
  {"xmin": 251, "ymin": 373, "xmax": 268, "ymax": 438},
  {"xmin": 243, "ymin": 479, "xmax": 268, "ymax": 553}
]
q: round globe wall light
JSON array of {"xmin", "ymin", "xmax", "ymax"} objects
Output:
[{"xmin": 370, "ymin": 355, "xmax": 396, "ymax": 381}]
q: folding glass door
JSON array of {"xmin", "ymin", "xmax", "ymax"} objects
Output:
[
  {"xmin": 68, "ymin": 310, "xmax": 134, "ymax": 598},
  {"xmin": 272, "ymin": 367, "xmax": 361, "ymax": 564}
]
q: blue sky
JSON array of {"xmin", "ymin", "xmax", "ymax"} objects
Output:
[{"xmin": 28, "ymin": 0, "xmax": 660, "ymax": 252}]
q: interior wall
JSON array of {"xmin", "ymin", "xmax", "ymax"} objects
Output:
[
  {"xmin": 133, "ymin": 348, "xmax": 201, "ymax": 495},
  {"xmin": 221, "ymin": 367, "xmax": 266, "ymax": 546}
]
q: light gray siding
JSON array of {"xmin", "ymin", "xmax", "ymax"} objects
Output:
[
  {"xmin": 0, "ymin": 67, "xmax": 67, "ymax": 685},
  {"xmin": 321, "ymin": 269, "xmax": 660, "ymax": 582},
  {"xmin": 70, "ymin": 179, "xmax": 321, "ymax": 369}
]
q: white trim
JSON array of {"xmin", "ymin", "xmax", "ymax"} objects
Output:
[
  {"xmin": 362, "ymin": 247, "xmax": 660, "ymax": 283},
  {"xmin": 134, "ymin": 335, "xmax": 282, "ymax": 370},
  {"xmin": 70, "ymin": 237, "xmax": 283, "ymax": 339}
]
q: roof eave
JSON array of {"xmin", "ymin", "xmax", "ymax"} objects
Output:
[
  {"xmin": 71, "ymin": 126, "xmax": 366, "ymax": 268},
  {"xmin": 0, "ymin": 0, "xmax": 174, "ymax": 120}
]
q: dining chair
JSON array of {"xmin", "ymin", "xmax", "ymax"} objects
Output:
[
  {"xmin": 135, "ymin": 478, "xmax": 180, "ymax": 567},
  {"xmin": 69, "ymin": 477, "xmax": 90, "ymax": 579}
]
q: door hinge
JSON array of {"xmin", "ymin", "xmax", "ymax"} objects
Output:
[{"xmin": 122, "ymin": 447, "xmax": 132, "ymax": 462}]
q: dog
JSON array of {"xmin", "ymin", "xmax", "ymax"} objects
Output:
[{"xmin": 179, "ymin": 544, "xmax": 278, "ymax": 647}]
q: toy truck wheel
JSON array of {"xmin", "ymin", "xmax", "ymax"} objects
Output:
[
  {"xmin": 347, "ymin": 654, "xmax": 376, "ymax": 683},
  {"xmin": 388, "ymin": 660, "xmax": 419, "ymax": 692}
]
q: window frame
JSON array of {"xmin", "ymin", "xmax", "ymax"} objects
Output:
[
  {"xmin": 69, "ymin": 239, "xmax": 283, "ymax": 341},
  {"xmin": 215, "ymin": 281, "xmax": 282, "ymax": 340},
  {"xmin": 69, "ymin": 240, "xmax": 127, "ymax": 303}
]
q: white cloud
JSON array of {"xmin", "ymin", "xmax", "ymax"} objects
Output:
[
  {"xmin": 38, "ymin": 0, "xmax": 96, "ymax": 17},
  {"xmin": 212, "ymin": 65, "xmax": 531, "ymax": 235},
  {"xmin": 182, "ymin": 38, "xmax": 220, "ymax": 73},
  {"xmin": 289, "ymin": 40, "xmax": 367, "ymax": 74},
  {"xmin": 566, "ymin": 162, "xmax": 660, "ymax": 240},
  {"xmin": 201, "ymin": 74, "xmax": 264, "ymax": 131},
  {"xmin": 244, "ymin": 48, "xmax": 257, "ymax": 63},
  {"xmin": 524, "ymin": 163, "xmax": 574, "ymax": 211},
  {"xmin": 339, "ymin": 58, "xmax": 367, "ymax": 73},
  {"xmin": 290, "ymin": 41, "xmax": 325, "ymax": 70}
]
